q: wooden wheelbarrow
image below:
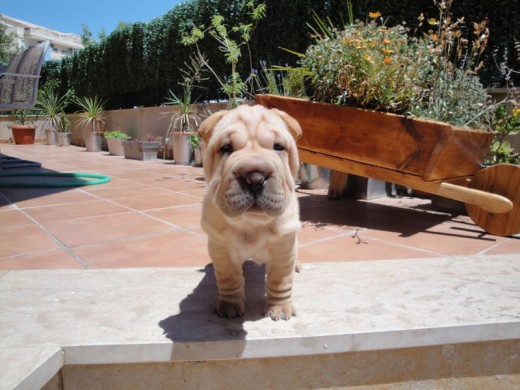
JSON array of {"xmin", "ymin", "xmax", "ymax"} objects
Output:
[{"xmin": 256, "ymin": 94, "xmax": 520, "ymax": 237}]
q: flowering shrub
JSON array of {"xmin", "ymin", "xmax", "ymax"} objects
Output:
[
  {"xmin": 300, "ymin": 3, "xmax": 495, "ymax": 130},
  {"xmin": 302, "ymin": 17, "xmax": 430, "ymax": 114}
]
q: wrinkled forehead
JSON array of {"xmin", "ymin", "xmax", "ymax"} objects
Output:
[{"xmin": 212, "ymin": 107, "xmax": 289, "ymax": 144}]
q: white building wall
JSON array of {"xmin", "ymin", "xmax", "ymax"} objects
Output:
[{"xmin": 1, "ymin": 15, "xmax": 84, "ymax": 60}]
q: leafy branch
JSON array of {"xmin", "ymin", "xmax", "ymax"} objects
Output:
[{"xmin": 181, "ymin": 1, "xmax": 266, "ymax": 107}]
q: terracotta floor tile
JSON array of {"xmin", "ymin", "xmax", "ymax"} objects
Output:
[
  {"xmin": 0, "ymin": 209, "xmax": 33, "ymax": 226},
  {"xmin": 139, "ymin": 174, "xmax": 207, "ymax": 192},
  {"xmin": 0, "ymin": 224, "xmax": 61, "ymax": 258},
  {"xmin": 80, "ymin": 177, "xmax": 137, "ymax": 191},
  {"xmin": 84, "ymin": 184, "xmax": 171, "ymax": 199},
  {"xmin": 1, "ymin": 144, "xmax": 518, "ymax": 270},
  {"xmin": 298, "ymin": 233, "xmax": 435, "ymax": 263},
  {"xmin": 0, "ymin": 249, "xmax": 85, "ymax": 270},
  {"xmin": 483, "ymin": 237, "xmax": 520, "ymax": 255},
  {"xmin": 74, "ymin": 231, "xmax": 211, "ymax": 268},
  {"xmin": 100, "ymin": 168, "xmax": 167, "ymax": 180},
  {"xmin": 0, "ymin": 196, "xmax": 14, "ymax": 208},
  {"xmin": 361, "ymin": 217, "xmax": 508, "ymax": 256},
  {"xmin": 1, "ymin": 187, "xmax": 97, "ymax": 208},
  {"xmin": 145, "ymin": 204, "xmax": 203, "ymax": 229},
  {"xmin": 298, "ymin": 222, "xmax": 354, "ymax": 245},
  {"xmin": 45, "ymin": 212, "xmax": 178, "ymax": 247},
  {"xmin": 23, "ymin": 199, "xmax": 131, "ymax": 223},
  {"xmin": 110, "ymin": 193, "xmax": 201, "ymax": 211},
  {"xmin": 177, "ymin": 188, "xmax": 206, "ymax": 198}
]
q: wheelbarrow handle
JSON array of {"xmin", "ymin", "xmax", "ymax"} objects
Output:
[{"xmin": 436, "ymin": 182, "xmax": 512, "ymax": 214}]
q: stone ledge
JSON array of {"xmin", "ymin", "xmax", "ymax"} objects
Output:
[
  {"xmin": 1, "ymin": 254, "xmax": 519, "ymax": 388},
  {"xmin": 0, "ymin": 347, "xmax": 63, "ymax": 390}
]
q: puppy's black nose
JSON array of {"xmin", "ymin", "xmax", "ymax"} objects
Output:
[{"xmin": 244, "ymin": 171, "xmax": 267, "ymax": 194}]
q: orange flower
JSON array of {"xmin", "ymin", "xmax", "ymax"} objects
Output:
[
  {"xmin": 384, "ymin": 57, "xmax": 391, "ymax": 64},
  {"xmin": 369, "ymin": 11, "xmax": 381, "ymax": 19}
]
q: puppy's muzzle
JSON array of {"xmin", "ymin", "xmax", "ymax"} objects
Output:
[
  {"xmin": 239, "ymin": 170, "xmax": 272, "ymax": 196},
  {"xmin": 217, "ymin": 156, "xmax": 286, "ymax": 217}
]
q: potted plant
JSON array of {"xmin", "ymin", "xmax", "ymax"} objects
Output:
[
  {"xmin": 74, "ymin": 96, "xmax": 106, "ymax": 152},
  {"xmin": 164, "ymin": 88, "xmax": 202, "ymax": 165},
  {"xmin": 55, "ymin": 113, "xmax": 72, "ymax": 147},
  {"xmin": 123, "ymin": 135, "xmax": 162, "ymax": 161},
  {"xmin": 36, "ymin": 83, "xmax": 70, "ymax": 145},
  {"xmin": 104, "ymin": 130, "xmax": 131, "ymax": 156},
  {"xmin": 10, "ymin": 109, "xmax": 38, "ymax": 145}
]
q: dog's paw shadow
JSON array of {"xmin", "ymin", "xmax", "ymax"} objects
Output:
[{"xmin": 158, "ymin": 261, "xmax": 267, "ymax": 344}]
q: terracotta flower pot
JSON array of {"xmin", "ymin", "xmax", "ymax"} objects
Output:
[{"xmin": 11, "ymin": 125, "xmax": 36, "ymax": 145}]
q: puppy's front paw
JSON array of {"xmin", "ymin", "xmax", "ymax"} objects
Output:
[
  {"xmin": 263, "ymin": 303, "xmax": 296, "ymax": 321},
  {"xmin": 215, "ymin": 299, "xmax": 245, "ymax": 319}
]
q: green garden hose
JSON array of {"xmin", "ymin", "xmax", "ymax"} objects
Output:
[{"xmin": 0, "ymin": 172, "xmax": 111, "ymax": 188}]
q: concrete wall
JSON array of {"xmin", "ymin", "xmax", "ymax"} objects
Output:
[{"xmin": 0, "ymin": 103, "xmax": 228, "ymax": 145}]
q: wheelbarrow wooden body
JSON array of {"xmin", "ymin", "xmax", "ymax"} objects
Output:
[{"xmin": 256, "ymin": 94, "xmax": 519, "ymax": 237}]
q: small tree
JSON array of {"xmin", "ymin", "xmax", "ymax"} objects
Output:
[
  {"xmin": 0, "ymin": 19, "xmax": 21, "ymax": 65},
  {"xmin": 182, "ymin": 1, "xmax": 266, "ymax": 107}
]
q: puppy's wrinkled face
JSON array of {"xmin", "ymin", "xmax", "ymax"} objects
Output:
[{"xmin": 199, "ymin": 105, "xmax": 301, "ymax": 219}]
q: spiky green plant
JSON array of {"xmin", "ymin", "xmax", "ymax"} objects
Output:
[
  {"xmin": 37, "ymin": 91, "xmax": 69, "ymax": 131},
  {"xmin": 74, "ymin": 96, "xmax": 106, "ymax": 133},
  {"xmin": 164, "ymin": 88, "xmax": 201, "ymax": 134}
]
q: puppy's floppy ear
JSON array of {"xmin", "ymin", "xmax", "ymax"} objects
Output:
[
  {"xmin": 271, "ymin": 108, "xmax": 302, "ymax": 141},
  {"xmin": 198, "ymin": 110, "xmax": 228, "ymax": 143}
]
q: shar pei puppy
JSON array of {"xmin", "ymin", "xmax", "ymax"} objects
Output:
[{"xmin": 198, "ymin": 104, "xmax": 302, "ymax": 321}]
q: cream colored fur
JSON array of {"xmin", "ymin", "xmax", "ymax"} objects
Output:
[{"xmin": 199, "ymin": 104, "xmax": 302, "ymax": 321}]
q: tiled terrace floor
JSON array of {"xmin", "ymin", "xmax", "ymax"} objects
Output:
[{"xmin": 1, "ymin": 143, "xmax": 519, "ymax": 270}]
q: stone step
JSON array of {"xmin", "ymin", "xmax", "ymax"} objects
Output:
[{"xmin": 1, "ymin": 254, "xmax": 519, "ymax": 388}]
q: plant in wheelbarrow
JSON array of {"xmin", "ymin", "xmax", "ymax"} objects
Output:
[
  {"xmin": 255, "ymin": 2, "xmax": 519, "ymax": 236},
  {"xmin": 74, "ymin": 96, "xmax": 106, "ymax": 152}
]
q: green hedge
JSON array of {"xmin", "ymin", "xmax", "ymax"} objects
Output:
[{"xmin": 42, "ymin": 0, "xmax": 519, "ymax": 109}]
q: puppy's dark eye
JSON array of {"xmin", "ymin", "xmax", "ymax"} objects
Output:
[
  {"xmin": 273, "ymin": 143, "xmax": 285, "ymax": 152},
  {"xmin": 219, "ymin": 144, "xmax": 233, "ymax": 155}
]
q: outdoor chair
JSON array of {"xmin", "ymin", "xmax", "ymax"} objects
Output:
[{"xmin": 0, "ymin": 41, "xmax": 49, "ymax": 111}]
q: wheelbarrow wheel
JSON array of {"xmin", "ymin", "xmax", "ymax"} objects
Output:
[{"xmin": 465, "ymin": 164, "xmax": 520, "ymax": 237}]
